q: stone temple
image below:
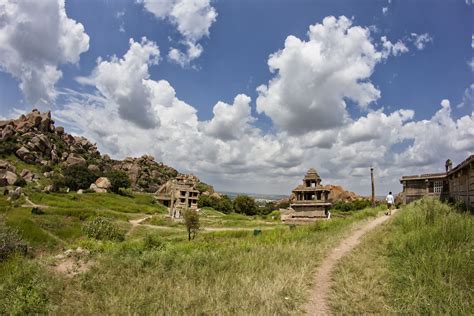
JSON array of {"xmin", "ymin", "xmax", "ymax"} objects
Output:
[
  {"xmin": 155, "ymin": 174, "xmax": 200, "ymax": 218},
  {"xmin": 285, "ymin": 168, "xmax": 332, "ymax": 222}
]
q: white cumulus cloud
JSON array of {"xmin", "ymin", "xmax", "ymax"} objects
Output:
[
  {"xmin": 0, "ymin": 0, "xmax": 89, "ymax": 105},
  {"xmin": 256, "ymin": 16, "xmax": 386, "ymax": 135},
  {"xmin": 54, "ymin": 16, "xmax": 472, "ymax": 196},
  {"xmin": 77, "ymin": 38, "xmax": 161, "ymax": 129},
  {"xmin": 139, "ymin": 0, "xmax": 217, "ymax": 66}
]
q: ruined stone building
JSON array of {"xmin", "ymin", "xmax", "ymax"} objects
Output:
[
  {"xmin": 284, "ymin": 168, "xmax": 332, "ymax": 222},
  {"xmin": 155, "ymin": 174, "xmax": 200, "ymax": 218},
  {"xmin": 400, "ymin": 155, "xmax": 473, "ymax": 210}
]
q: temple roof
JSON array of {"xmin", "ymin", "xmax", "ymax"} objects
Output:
[
  {"xmin": 292, "ymin": 184, "xmax": 329, "ymax": 192},
  {"xmin": 304, "ymin": 168, "xmax": 321, "ymax": 180}
]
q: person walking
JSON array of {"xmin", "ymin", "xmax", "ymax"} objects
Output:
[{"xmin": 385, "ymin": 191, "xmax": 394, "ymax": 215}]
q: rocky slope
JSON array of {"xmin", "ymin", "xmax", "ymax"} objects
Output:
[{"xmin": 0, "ymin": 109, "xmax": 179, "ymax": 192}]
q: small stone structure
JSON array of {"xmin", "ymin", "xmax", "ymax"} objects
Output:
[
  {"xmin": 400, "ymin": 155, "xmax": 473, "ymax": 210},
  {"xmin": 284, "ymin": 168, "xmax": 331, "ymax": 222},
  {"xmin": 155, "ymin": 174, "xmax": 200, "ymax": 218}
]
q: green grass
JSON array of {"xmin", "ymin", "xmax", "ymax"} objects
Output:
[
  {"xmin": 4, "ymin": 208, "xmax": 60, "ymax": 249},
  {"xmin": 330, "ymin": 198, "xmax": 473, "ymax": 314},
  {"xmin": 29, "ymin": 192, "xmax": 166, "ymax": 214},
  {"xmin": 0, "ymin": 201, "xmax": 383, "ymax": 314}
]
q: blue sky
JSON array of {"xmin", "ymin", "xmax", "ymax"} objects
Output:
[{"xmin": 0, "ymin": 0, "xmax": 472, "ymax": 195}]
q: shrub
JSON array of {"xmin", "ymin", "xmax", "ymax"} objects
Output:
[
  {"xmin": 106, "ymin": 170, "xmax": 130, "ymax": 193},
  {"xmin": 331, "ymin": 199, "xmax": 372, "ymax": 212},
  {"xmin": 196, "ymin": 182, "xmax": 214, "ymax": 193},
  {"xmin": 233, "ymin": 195, "xmax": 258, "ymax": 216},
  {"xmin": 117, "ymin": 188, "xmax": 134, "ymax": 197},
  {"xmin": 82, "ymin": 217, "xmax": 124, "ymax": 241},
  {"xmin": 62, "ymin": 164, "xmax": 99, "ymax": 191},
  {"xmin": 143, "ymin": 234, "xmax": 165, "ymax": 250},
  {"xmin": 182, "ymin": 209, "xmax": 200, "ymax": 241},
  {"xmin": 14, "ymin": 177, "xmax": 27, "ymax": 187},
  {"xmin": 217, "ymin": 195, "xmax": 233, "ymax": 214},
  {"xmin": 40, "ymin": 165, "xmax": 53, "ymax": 173},
  {"xmin": 268, "ymin": 210, "xmax": 281, "ymax": 220},
  {"xmin": 31, "ymin": 207, "xmax": 45, "ymax": 215},
  {"xmin": 259, "ymin": 201, "xmax": 276, "ymax": 215},
  {"xmin": 0, "ymin": 224, "xmax": 27, "ymax": 261},
  {"xmin": 0, "ymin": 135, "xmax": 20, "ymax": 157},
  {"xmin": 197, "ymin": 194, "xmax": 233, "ymax": 214}
]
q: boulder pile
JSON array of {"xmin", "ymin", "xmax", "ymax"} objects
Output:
[{"xmin": 0, "ymin": 109, "xmax": 180, "ymax": 192}]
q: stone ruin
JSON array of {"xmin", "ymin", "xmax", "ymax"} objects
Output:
[
  {"xmin": 283, "ymin": 168, "xmax": 332, "ymax": 223},
  {"xmin": 155, "ymin": 174, "xmax": 200, "ymax": 218}
]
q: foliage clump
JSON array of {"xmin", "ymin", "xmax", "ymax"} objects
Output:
[
  {"xmin": 0, "ymin": 135, "xmax": 20, "ymax": 157},
  {"xmin": 198, "ymin": 194, "xmax": 233, "ymax": 214},
  {"xmin": 14, "ymin": 177, "xmax": 27, "ymax": 187},
  {"xmin": 31, "ymin": 207, "xmax": 45, "ymax": 215},
  {"xmin": 330, "ymin": 199, "xmax": 372, "ymax": 212},
  {"xmin": 83, "ymin": 216, "xmax": 124, "ymax": 241},
  {"xmin": 61, "ymin": 164, "xmax": 99, "ymax": 191},
  {"xmin": 143, "ymin": 234, "xmax": 165, "ymax": 250},
  {"xmin": 182, "ymin": 209, "xmax": 200, "ymax": 241},
  {"xmin": 233, "ymin": 195, "xmax": 258, "ymax": 216},
  {"xmin": 196, "ymin": 182, "xmax": 214, "ymax": 193},
  {"xmin": 0, "ymin": 224, "xmax": 27, "ymax": 261},
  {"xmin": 106, "ymin": 170, "xmax": 131, "ymax": 193}
]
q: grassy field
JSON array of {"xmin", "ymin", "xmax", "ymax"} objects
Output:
[
  {"xmin": 330, "ymin": 198, "xmax": 473, "ymax": 314},
  {"xmin": 0, "ymin": 189, "xmax": 384, "ymax": 314}
]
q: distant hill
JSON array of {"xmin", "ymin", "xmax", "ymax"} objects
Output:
[{"xmin": 0, "ymin": 109, "xmax": 190, "ymax": 192}]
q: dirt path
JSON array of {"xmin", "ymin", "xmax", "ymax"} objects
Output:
[
  {"xmin": 305, "ymin": 210, "xmax": 398, "ymax": 315},
  {"xmin": 22, "ymin": 195, "xmax": 50, "ymax": 209},
  {"xmin": 126, "ymin": 215, "xmax": 278, "ymax": 234}
]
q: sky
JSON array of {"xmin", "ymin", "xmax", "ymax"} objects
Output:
[{"xmin": 0, "ymin": 0, "xmax": 473, "ymax": 196}]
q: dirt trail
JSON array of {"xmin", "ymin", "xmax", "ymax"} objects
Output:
[
  {"xmin": 22, "ymin": 195, "xmax": 50, "ymax": 209},
  {"xmin": 127, "ymin": 215, "xmax": 277, "ymax": 234},
  {"xmin": 305, "ymin": 210, "xmax": 398, "ymax": 315}
]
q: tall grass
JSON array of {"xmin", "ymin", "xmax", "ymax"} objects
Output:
[
  {"xmin": 0, "ymin": 206, "xmax": 382, "ymax": 314},
  {"xmin": 330, "ymin": 198, "xmax": 473, "ymax": 314}
]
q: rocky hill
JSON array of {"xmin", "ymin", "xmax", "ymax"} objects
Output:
[{"xmin": 0, "ymin": 109, "xmax": 180, "ymax": 192}]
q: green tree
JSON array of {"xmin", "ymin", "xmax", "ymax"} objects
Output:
[
  {"xmin": 217, "ymin": 195, "xmax": 233, "ymax": 214},
  {"xmin": 233, "ymin": 195, "xmax": 258, "ymax": 216},
  {"xmin": 182, "ymin": 209, "xmax": 200, "ymax": 241},
  {"xmin": 197, "ymin": 194, "xmax": 214, "ymax": 208},
  {"xmin": 106, "ymin": 170, "xmax": 131, "ymax": 193},
  {"xmin": 63, "ymin": 164, "xmax": 99, "ymax": 191}
]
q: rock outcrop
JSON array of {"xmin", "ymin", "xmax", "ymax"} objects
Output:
[
  {"xmin": 325, "ymin": 185, "xmax": 359, "ymax": 202},
  {"xmin": 0, "ymin": 109, "xmax": 180, "ymax": 192}
]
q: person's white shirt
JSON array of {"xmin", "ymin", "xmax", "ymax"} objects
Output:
[{"xmin": 386, "ymin": 194, "xmax": 394, "ymax": 204}]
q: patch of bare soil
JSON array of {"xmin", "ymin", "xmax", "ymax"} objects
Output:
[
  {"xmin": 304, "ymin": 210, "xmax": 398, "ymax": 315},
  {"xmin": 51, "ymin": 247, "xmax": 94, "ymax": 278}
]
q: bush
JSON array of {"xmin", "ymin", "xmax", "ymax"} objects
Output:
[
  {"xmin": 106, "ymin": 170, "xmax": 130, "ymax": 193},
  {"xmin": 0, "ymin": 224, "xmax": 27, "ymax": 261},
  {"xmin": 196, "ymin": 182, "xmax": 214, "ymax": 193},
  {"xmin": 143, "ymin": 234, "xmax": 165, "ymax": 250},
  {"xmin": 40, "ymin": 165, "xmax": 53, "ymax": 173},
  {"xmin": 14, "ymin": 177, "xmax": 27, "ymax": 187},
  {"xmin": 62, "ymin": 164, "xmax": 99, "ymax": 191},
  {"xmin": 31, "ymin": 207, "xmax": 45, "ymax": 215},
  {"xmin": 268, "ymin": 210, "xmax": 281, "ymax": 220},
  {"xmin": 82, "ymin": 217, "xmax": 125, "ymax": 241},
  {"xmin": 217, "ymin": 195, "xmax": 233, "ymax": 214},
  {"xmin": 117, "ymin": 188, "xmax": 134, "ymax": 197},
  {"xmin": 233, "ymin": 195, "xmax": 258, "ymax": 216},
  {"xmin": 197, "ymin": 194, "xmax": 233, "ymax": 214},
  {"xmin": 0, "ymin": 135, "xmax": 20, "ymax": 157},
  {"xmin": 331, "ymin": 199, "xmax": 372, "ymax": 212},
  {"xmin": 182, "ymin": 209, "xmax": 200, "ymax": 241}
]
